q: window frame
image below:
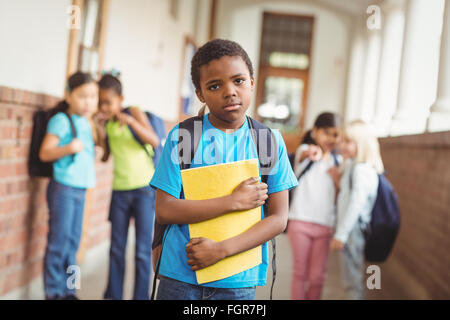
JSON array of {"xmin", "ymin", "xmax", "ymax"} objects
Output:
[
  {"xmin": 66, "ymin": 0, "xmax": 110, "ymax": 80},
  {"xmin": 255, "ymin": 11, "xmax": 315, "ymax": 132}
]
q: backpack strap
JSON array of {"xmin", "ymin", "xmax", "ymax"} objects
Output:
[
  {"xmin": 178, "ymin": 115, "xmax": 204, "ymax": 170},
  {"xmin": 123, "ymin": 107, "xmax": 154, "ymax": 160},
  {"xmin": 247, "ymin": 116, "xmax": 277, "ymax": 185},
  {"xmin": 62, "ymin": 110, "xmax": 77, "ymax": 163},
  {"xmin": 246, "ymin": 116, "xmax": 278, "ymax": 300}
]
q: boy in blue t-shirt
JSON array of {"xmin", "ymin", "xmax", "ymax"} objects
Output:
[{"xmin": 150, "ymin": 39, "xmax": 298, "ymax": 300}]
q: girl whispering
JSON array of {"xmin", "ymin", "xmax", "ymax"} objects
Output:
[
  {"xmin": 96, "ymin": 73, "xmax": 160, "ymax": 300},
  {"xmin": 330, "ymin": 120, "xmax": 383, "ymax": 300}
]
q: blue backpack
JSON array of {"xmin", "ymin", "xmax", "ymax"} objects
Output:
[
  {"xmin": 364, "ymin": 174, "xmax": 400, "ymax": 262},
  {"xmin": 350, "ymin": 171, "xmax": 401, "ymax": 262}
]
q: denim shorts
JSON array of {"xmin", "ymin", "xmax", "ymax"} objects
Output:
[{"xmin": 157, "ymin": 276, "xmax": 256, "ymax": 300}]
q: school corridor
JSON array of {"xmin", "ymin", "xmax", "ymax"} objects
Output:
[
  {"xmin": 0, "ymin": 226, "xmax": 349, "ymax": 300},
  {"xmin": 1, "ymin": 0, "xmax": 449, "ymax": 300}
]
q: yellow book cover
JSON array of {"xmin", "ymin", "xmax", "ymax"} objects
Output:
[{"xmin": 180, "ymin": 158, "xmax": 262, "ymax": 284}]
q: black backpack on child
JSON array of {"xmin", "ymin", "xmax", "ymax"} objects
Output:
[
  {"xmin": 349, "ymin": 169, "xmax": 400, "ymax": 262},
  {"xmin": 28, "ymin": 103, "xmax": 77, "ymax": 177},
  {"xmin": 151, "ymin": 115, "xmax": 279, "ymax": 300}
]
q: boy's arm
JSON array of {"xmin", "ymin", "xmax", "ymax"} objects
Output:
[
  {"xmin": 155, "ymin": 177, "xmax": 268, "ymax": 225},
  {"xmin": 186, "ymin": 189, "xmax": 288, "ymax": 271}
]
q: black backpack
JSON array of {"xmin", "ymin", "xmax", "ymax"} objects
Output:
[
  {"xmin": 349, "ymin": 169, "xmax": 400, "ymax": 262},
  {"xmin": 28, "ymin": 102, "xmax": 77, "ymax": 177},
  {"xmin": 151, "ymin": 115, "xmax": 279, "ymax": 299}
]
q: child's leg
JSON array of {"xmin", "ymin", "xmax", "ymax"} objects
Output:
[
  {"xmin": 287, "ymin": 220, "xmax": 313, "ymax": 300},
  {"xmin": 64, "ymin": 186, "xmax": 86, "ymax": 297},
  {"xmin": 131, "ymin": 186, "xmax": 155, "ymax": 300},
  {"xmin": 43, "ymin": 180, "xmax": 78, "ymax": 299},
  {"xmin": 306, "ymin": 224, "xmax": 333, "ymax": 300},
  {"xmin": 206, "ymin": 287, "xmax": 256, "ymax": 300},
  {"xmin": 339, "ymin": 223, "xmax": 366, "ymax": 300},
  {"xmin": 157, "ymin": 276, "xmax": 202, "ymax": 300},
  {"xmin": 104, "ymin": 191, "xmax": 132, "ymax": 300}
]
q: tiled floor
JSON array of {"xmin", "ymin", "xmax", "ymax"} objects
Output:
[{"xmin": 77, "ymin": 227, "xmax": 349, "ymax": 300}]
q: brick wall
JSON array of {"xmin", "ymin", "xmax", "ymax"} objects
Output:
[
  {"xmin": 366, "ymin": 131, "xmax": 450, "ymax": 299},
  {"xmin": 0, "ymin": 86, "xmax": 114, "ymax": 296}
]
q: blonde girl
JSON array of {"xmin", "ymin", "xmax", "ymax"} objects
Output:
[{"xmin": 330, "ymin": 120, "xmax": 384, "ymax": 300}]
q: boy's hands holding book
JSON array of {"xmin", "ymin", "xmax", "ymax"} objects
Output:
[
  {"xmin": 229, "ymin": 177, "xmax": 268, "ymax": 211},
  {"xmin": 186, "ymin": 237, "xmax": 226, "ymax": 271},
  {"xmin": 183, "ymin": 176, "xmax": 268, "ymax": 271}
]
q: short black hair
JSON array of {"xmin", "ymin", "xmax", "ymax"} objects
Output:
[
  {"xmin": 98, "ymin": 73, "xmax": 122, "ymax": 96},
  {"xmin": 190, "ymin": 39, "xmax": 254, "ymax": 91}
]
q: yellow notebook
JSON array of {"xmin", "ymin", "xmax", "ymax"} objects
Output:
[{"xmin": 181, "ymin": 158, "xmax": 262, "ymax": 284}]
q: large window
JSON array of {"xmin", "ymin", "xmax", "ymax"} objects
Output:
[
  {"xmin": 77, "ymin": 0, "xmax": 103, "ymax": 74},
  {"xmin": 66, "ymin": 0, "xmax": 109, "ymax": 78},
  {"xmin": 255, "ymin": 12, "xmax": 314, "ymax": 133}
]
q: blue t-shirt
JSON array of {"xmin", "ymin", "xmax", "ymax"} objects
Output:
[
  {"xmin": 150, "ymin": 114, "xmax": 297, "ymax": 288},
  {"xmin": 46, "ymin": 112, "xmax": 96, "ymax": 189}
]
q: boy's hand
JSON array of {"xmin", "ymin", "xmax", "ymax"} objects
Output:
[
  {"xmin": 186, "ymin": 237, "xmax": 226, "ymax": 271},
  {"xmin": 230, "ymin": 177, "xmax": 268, "ymax": 211},
  {"xmin": 68, "ymin": 138, "xmax": 83, "ymax": 154},
  {"xmin": 330, "ymin": 238, "xmax": 345, "ymax": 251}
]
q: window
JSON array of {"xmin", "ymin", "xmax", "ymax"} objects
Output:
[
  {"xmin": 169, "ymin": 0, "xmax": 179, "ymax": 20},
  {"xmin": 255, "ymin": 12, "xmax": 314, "ymax": 133},
  {"xmin": 66, "ymin": 0, "xmax": 109, "ymax": 79},
  {"xmin": 77, "ymin": 0, "xmax": 103, "ymax": 74}
]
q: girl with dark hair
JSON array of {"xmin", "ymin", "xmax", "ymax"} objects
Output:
[
  {"xmin": 287, "ymin": 112, "xmax": 341, "ymax": 300},
  {"xmin": 95, "ymin": 72, "xmax": 160, "ymax": 300},
  {"xmin": 39, "ymin": 71, "xmax": 98, "ymax": 300}
]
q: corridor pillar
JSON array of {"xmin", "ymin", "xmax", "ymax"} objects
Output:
[
  {"xmin": 359, "ymin": 29, "xmax": 381, "ymax": 123},
  {"xmin": 373, "ymin": 0, "xmax": 405, "ymax": 136},
  {"xmin": 390, "ymin": 0, "xmax": 445, "ymax": 136},
  {"xmin": 427, "ymin": 0, "xmax": 450, "ymax": 132}
]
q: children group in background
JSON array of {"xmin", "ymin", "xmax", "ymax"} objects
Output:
[
  {"xmin": 38, "ymin": 38, "xmax": 385, "ymax": 301},
  {"xmin": 289, "ymin": 113, "xmax": 384, "ymax": 300}
]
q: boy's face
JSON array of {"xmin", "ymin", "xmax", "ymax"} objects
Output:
[{"xmin": 195, "ymin": 55, "xmax": 254, "ymax": 129}]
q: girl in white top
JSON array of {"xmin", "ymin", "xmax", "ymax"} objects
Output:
[
  {"xmin": 330, "ymin": 120, "xmax": 384, "ymax": 300},
  {"xmin": 287, "ymin": 112, "xmax": 341, "ymax": 300}
]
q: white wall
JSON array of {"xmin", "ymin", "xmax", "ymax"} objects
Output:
[
  {"xmin": 0, "ymin": 0, "xmax": 71, "ymax": 97},
  {"xmin": 102, "ymin": 0, "xmax": 206, "ymax": 122},
  {"xmin": 215, "ymin": 0, "xmax": 351, "ymax": 130}
]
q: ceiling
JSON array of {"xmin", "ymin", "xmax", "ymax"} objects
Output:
[{"xmin": 312, "ymin": 0, "xmax": 378, "ymax": 15}]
